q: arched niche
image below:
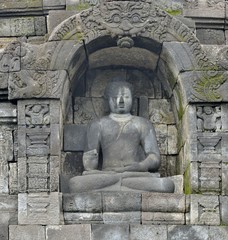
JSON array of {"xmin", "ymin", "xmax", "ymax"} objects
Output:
[{"xmin": 62, "ymin": 35, "xmax": 182, "ymax": 191}]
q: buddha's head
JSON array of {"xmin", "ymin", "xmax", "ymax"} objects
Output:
[{"xmin": 105, "ymin": 79, "xmax": 133, "ymax": 114}]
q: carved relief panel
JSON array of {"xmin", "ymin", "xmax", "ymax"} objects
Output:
[{"xmin": 18, "ymin": 100, "xmax": 61, "ymax": 193}]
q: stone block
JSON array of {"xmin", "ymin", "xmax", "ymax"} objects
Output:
[
  {"xmin": 43, "ymin": 0, "xmax": 66, "ymax": 8},
  {"xmin": 9, "ymin": 162, "xmax": 18, "ymax": 194},
  {"xmin": 168, "ymin": 175, "xmax": 184, "ymax": 194},
  {"xmin": 61, "ymin": 152, "xmax": 83, "ymax": 175},
  {"xmin": 46, "ymin": 225, "xmax": 91, "ymax": 240},
  {"xmin": 209, "ymin": 226, "xmax": 228, "ymax": 240},
  {"xmin": 0, "ymin": 72, "xmax": 8, "ymax": 89},
  {"xmin": 18, "ymin": 193, "xmax": 62, "ymax": 225},
  {"xmin": 220, "ymin": 196, "xmax": 228, "ymax": 225},
  {"xmin": 48, "ymin": 10, "xmax": 76, "ymax": 34},
  {"xmin": 9, "ymin": 225, "xmax": 45, "ymax": 240},
  {"xmin": 63, "ymin": 193, "xmax": 102, "ymax": 212},
  {"xmin": 0, "ymin": 102, "xmax": 17, "ymax": 123},
  {"xmin": 34, "ymin": 17, "xmax": 47, "ymax": 36},
  {"xmin": 199, "ymin": 160, "xmax": 221, "ymax": 194},
  {"xmin": 142, "ymin": 193, "xmax": 185, "ymax": 213},
  {"xmin": 18, "ymin": 157, "xmax": 27, "ymax": 192},
  {"xmin": 74, "ymin": 97, "xmax": 108, "ymax": 124},
  {"xmin": 0, "ymin": 225, "xmax": 8, "ymax": 240},
  {"xmin": 0, "ymin": 17, "xmax": 36, "ymax": 37},
  {"xmin": 139, "ymin": 96, "xmax": 149, "ymax": 119},
  {"xmin": 190, "ymin": 195, "xmax": 220, "ymax": 225},
  {"xmin": 142, "ymin": 212, "xmax": 185, "ymax": 225},
  {"xmin": 168, "ymin": 225, "xmax": 209, "ymax": 240},
  {"xmin": 154, "ymin": 124, "xmax": 168, "ymax": 154},
  {"xmin": 196, "ymin": 29, "xmax": 225, "ymax": 45},
  {"xmin": 0, "ymin": 195, "xmax": 17, "ymax": 225},
  {"xmin": 222, "ymin": 163, "xmax": 228, "ymax": 195},
  {"xmin": 168, "ymin": 125, "xmax": 178, "ymax": 154},
  {"xmin": 91, "ymin": 224, "xmax": 129, "ymax": 240},
  {"xmin": 167, "ymin": 155, "xmax": 177, "ymax": 176},
  {"xmin": 130, "ymin": 225, "xmax": 167, "ymax": 240},
  {"xmin": 64, "ymin": 212, "xmax": 103, "ymax": 224},
  {"xmin": 103, "ymin": 212, "xmax": 140, "ymax": 224},
  {"xmin": 63, "ymin": 124, "xmax": 86, "ymax": 151},
  {"xmin": 50, "ymin": 156, "xmax": 60, "ymax": 192},
  {"xmin": 102, "ymin": 192, "xmax": 141, "ymax": 212},
  {"xmin": 183, "ymin": 0, "xmax": 225, "ymax": 18},
  {"xmin": 50, "ymin": 124, "xmax": 61, "ymax": 155},
  {"xmin": 149, "ymin": 99, "xmax": 175, "ymax": 125}
]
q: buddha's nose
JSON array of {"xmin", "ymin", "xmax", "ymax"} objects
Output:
[{"xmin": 119, "ymin": 96, "xmax": 124, "ymax": 104}]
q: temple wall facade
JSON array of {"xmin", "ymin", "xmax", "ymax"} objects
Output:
[{"xmin": 0, "ymin": 0, "xmax": 228, "ymax": 239}]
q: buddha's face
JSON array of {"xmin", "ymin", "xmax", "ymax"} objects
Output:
[{"xmin": 108, "ymin": 87, "xmax": 132, "ymax": 114}]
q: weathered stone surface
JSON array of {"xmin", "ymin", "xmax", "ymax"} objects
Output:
[
  {"xmin": 149, "ymin": 99, "xmax": 175, "ymax": 125},
  {"xmin": 46, "ymin": 225, "xmax": 91, "ymax": 240},
  {"xmin": 9, "ymin": 162, "xmax": 18, "ymax": 194},
  {"xmin": 0, "ymin": 126, "xmax": 14, "ymax": 193},
  {"xmin": 50, "ymin": 156, "xmax": 60, "ymax": 192},
  {"xmin": 130, "ymin": 225, "xmax": 167, "ymax": 240},
  {"xmin": 142, "ymin": 212, "xmax": 185, "ymax": 225},
  {"xmin": 190, "ymin": 195, "xmax": 220, "ymax": 225},
  {"xmin": 0, "ymin": 102, "xmax": 17, "ymax": 123},
  {"xmin": 220, "ymin": 196, "xmax": 228, "ymax": 225},
  {"xmin": 199, "ymin": 160, "xmax": 221, "ymax": 194},
  {"xmin": 178, "ymin": 71, "xmax": 228, "ymax": 103},
  {"xmin": 50, "ymin": 124, "xmax": 61, "ymax": 155},
  {"xmin": 9, "ymin": 70, "xmax": 68, "ymax": 99},
  {"xmin": 0, "ymin": 195, "xmax": 17, "ymax": 225},
  {"xmin": 103, "ymin": 192, "xmax": 141, "ymax": 212},
  {"xmin": 0, "ymin": 225, "xmax": 8, "ymax": 240},
  {"xmin": 0, "ymin": 17, "xmax": 46, "ymax": 37},
  {"xmin": 18, "ymin": 193, "xmax": 62, "ymax": 225},
  {"xmin": 154, "ymin": 124, "xmax": 168, "ymax": 154},
  {"xmin": 34, "ymin": 17, "xmax": 47, "ymax": 36},
  {"xmin": 89, "ymin": 47, "xmax": 159, "ymax": 72},
  {"xmin": 63, "ymin": 193, "xmax": 102, "ymax": 212},
  {"xmin": 209, "ymin": 226, "xmax": 228, "ymax": 240},
  {"xmin": 63, "ymin": 125, "xmax": 86, "ymax": 151},
  {"xmin": 0, "ymin": 72, "xmax": 8, "ymax": 89},
  {"xmin": 183, "ymin": 0, "xmax": 225, "ymax": 17},
  {"xmin": 168, "ymin": 175, "xmax": 184, "ymax": 194},
  {"xmin": 43, "ymin": 0, "xmax": 66, "ymax": 9},
  {"xmin": 61, "ymin": 152, "xmax": 83, "ymax": 175},
  {"xmin": 73, "ymin": 97, "xmax": 108, "ymax": 124},
  {"xmin": 48, "ymin": 10, "xmax": 76, "ymax": 35},
  {"xmin": 103, "ymin": 212, "xmax": 140, "ymax": 224},
  {"xmin": 9, "ymin": 225, "xmax": 45, "ymax": 240},
  {"xmin": 92, "ymin": 224, "xmax": 129, "ymax": 240},
  {"xmin": 167, "ymin": 155, "xmax": 177, "ymax": 176},
  {"xmin": 142, "ymin": 193, "xmax": 185, "ymax": 213},
  {"xmin": 197, "ymin": 29, "xmax": 225, "ymax": 45},
  {"xmin": 64, "ymin": 212, "xmax": 103, "ymax": 224},
  {"xmin": 222, "ymin": 163, "xmax": 228, "ymax": 195},
  {"xmin": 168, "ymin": 125, "xmax": 178, "ymax": 155},
  {"xmin": 168, "ymin": 225, "xmax": 209, "ymax": 240}
]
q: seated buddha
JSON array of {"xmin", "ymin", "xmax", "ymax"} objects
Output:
[{"xmin": 69, "ymin": 79, "xmax": 175, "ymax": 193}]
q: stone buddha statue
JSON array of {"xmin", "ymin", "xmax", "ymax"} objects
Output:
[{"xmin": 69, "ymin": 80, "xmax": 175, "ymax": 193}]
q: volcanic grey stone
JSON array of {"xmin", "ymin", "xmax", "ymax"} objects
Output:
[
  {"xmin": 92, "ymin": 224, "xmax": 129, "ymax": 240},
  {"xmin": 130, "ymin": 225, "xmax": 167, "ymax": 240},
  {"xmin": 46, "ymin": 225, "xmax": 91, "ymax": 240},
  {"xmin": 168, "ymin": 225, "xmax": 209, "ymax": 240},
  {"xmin": 102, "ymin": 192, "xmax": 141, "ymax": 212}
]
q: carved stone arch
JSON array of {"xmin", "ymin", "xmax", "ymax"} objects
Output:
[{"xmin": 48, "ymin": 0, "xmax": 214, "ymax": 70}]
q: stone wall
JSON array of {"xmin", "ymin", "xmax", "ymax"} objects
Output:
[{"xmin": 0, "ymin": 0, "xmax": 228, "ymax": 239}]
